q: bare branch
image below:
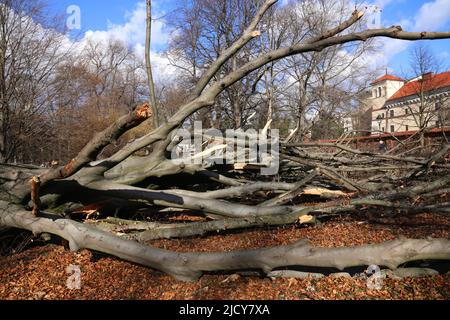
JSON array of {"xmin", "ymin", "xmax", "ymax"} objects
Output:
[
  {"xmin": 145, "ymin": 0, "xmax": 159, "ymax": 128},
  {"xmin": 191, "ymin": 0, "xmax": 279, "ymax": 99},
  {"xmin": 38, "ymin": 103, "xmax": 152, "ymax": 187}
]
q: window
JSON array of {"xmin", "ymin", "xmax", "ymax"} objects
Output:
[
  {"xmin": 390, "ymin": 110, "xmax": 394, "ymax": 118},
  {"xmin": 405, "ymin": 109, "xmax": 409, "ymax": 114},
  {"xmin": 436, "ymin": 121, "xmax": 440, "ymax": 127},
  {"xmin": 390, "ymin": 125, "xmax": 395, "ymax": 132},
  {"xmin": 405, "ymin": 125, "xmax": 409, "ymax": 131},
  {"xmin": 435, "ymin": 101, "xmax": 441, "ymax": 110},
  {"xmin": 378, "ymin": 87, "xmax": 382, "ymax": 97},
  {"xmin": 382, "ymin": 127, "xmax": 385, "ymax": 132}
]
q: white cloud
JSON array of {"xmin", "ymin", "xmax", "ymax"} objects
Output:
[
  {"xmin": 83, "ymin": 1, "xmax": 169, "ymax": 48},
  {"xmin": 63, "ymin": 0, "xmax": 449, "ymax": 84},
  {"xmin": 414, "ymin": 0, "xmax": 450, "ymax": 31},
  {"xmin": 365, "ymin": 0, "xmax": 450, "ymax": 72},
  {"xmin": 72, "ymin": 1, "xmax": 175, "ymax": 81},
  {"xmin": 134, "ymin": 43, "xmax": 177, "ymax": 83},
  {"xmin": 438, "ymin": 50, "xmax": 449, "ymax": 59}
]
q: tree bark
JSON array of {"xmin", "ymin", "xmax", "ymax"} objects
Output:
[
  {"xmin": 1, "ymin": 201, "xmax": 449, "ymax": 282},
  {"xmin": 1, "ymin": 0, "xmax": 450, "ymax": 284},
  {"xmin": 145, "ymin": 0, "xmax": 159, "ymax": 128}
]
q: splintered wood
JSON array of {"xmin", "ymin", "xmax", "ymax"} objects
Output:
[{"xmin": 30, "ymin": 176, "xmax": 41, "ymax": 217}]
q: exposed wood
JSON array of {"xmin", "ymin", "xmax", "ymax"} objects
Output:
[
  {"xmin": 260, "ymin": 170, "xmax": 318, "ymax": 206},
  {"xmin": 18, "ymin": 103, "xmax": 153, "ymax": 203},
  {"xmin": 233, "ymin": 163, "xmax": 268, "ymax": 170},
  {"xmin": 30, "ymin": 176, "xmax": 41, "ymax": 217}
]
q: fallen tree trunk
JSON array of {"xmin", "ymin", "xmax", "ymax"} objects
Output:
[
  {"xmin": 1, "ymin": 0, "xmax": 450, "ymax": 284},
  {"xmin": 86, "ymin": 191, "xmax": 450, "ymax": 242},
  {"xmin": 1, "ymin": 201, "xmax": 449, "ymax": 282},
  {"xmin": 87, "ymin": 211, "xmax": 317, "ymax": 241}
]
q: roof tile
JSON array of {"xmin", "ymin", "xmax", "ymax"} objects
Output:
[
  {"xmin": 371, "ymin": 74, "xmax": 404, "ymax": 85},
  {"xmin": 388, "ymin": 71, "xmax": 450, "ymax": 101}
]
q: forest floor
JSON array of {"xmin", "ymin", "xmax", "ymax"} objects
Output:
[{"xmin": 0, "ymin": 211, "xmax": 449, "ymax": 300}]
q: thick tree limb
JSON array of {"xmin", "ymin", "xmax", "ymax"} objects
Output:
[
  {"xmin": 1, "ymin": 201, "xmax": 448, "ymax": 282},
  {"xmin": 99, "ymin": 24, "xmax": 450, "ymax": 173},
  {"xmin": 89, "ymin": 209, "xmax": 316, "ymax": 241},
  {"xmin": 39, "ymin": 103, "xmax": 152, "ymax": 187},
  {"xmin": 0, "ymin": 164, "xmax": 45, "ymax": 203},
  {"xmin": 260, "ymin": 170, "xmax": 318, "ymax": 206},
  {"xmin": 169, "ymin": 181, "xmax": 296, "ymax": 199},
  {"xmin": 190, "ymin": 0, "xmax": 278, "ymax": 99},
  {"xmin": 85, "ymin": 181, "xmax": 303, "ymax": 218}
]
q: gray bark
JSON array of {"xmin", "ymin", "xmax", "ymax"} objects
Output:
[{"xmin": 1, "ymin": 201, "xmax": 449, "ymax": 282}]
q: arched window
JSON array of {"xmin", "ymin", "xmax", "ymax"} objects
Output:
[{"xmin": 378, "ymin": 87, "xmax": 382, "ymax": 97}]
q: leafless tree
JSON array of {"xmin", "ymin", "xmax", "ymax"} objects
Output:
[
  {"xmin": 273, "ymin": 0, "xmax": 379, "ymax": 140},
  {"xmin": 0, "ymin": 0, "xmax": 68, "ymax": 163},
  {"xmin": 48, "ymin": 39, "xmax": 148, "ymax": 162},
  {"xmin": 402, "ymin": 44, "xmax": 449, "ymax": 145},
  {"xmin": 167, "ymin": 0, "xmax": 268, "ymax": 129},
  {"xmin": 145, "ymin": 0, "xmax": 159, "ymax": 128}
]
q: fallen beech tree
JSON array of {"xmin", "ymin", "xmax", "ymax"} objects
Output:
[
  {"xmin": 1, "ymin": 0, "xmax": 450, "ymax": 280},
  {"xmin": 1, "ymin": 201, "xmax": 449, "ymax": 281}
]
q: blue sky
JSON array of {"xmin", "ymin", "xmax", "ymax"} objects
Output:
[
  {"xmin": 47, "ymin": 0, "xmax": 450, "ymax": 78},
  {"xmin": 376, "ymin": 0, "xmax": 450, "ymax": 74},
  {"xmin": 48, "ymin": 0, "xmax": 176, "ymax": 51}
]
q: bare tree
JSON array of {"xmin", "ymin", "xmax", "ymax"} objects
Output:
[
  {"xmin": 273, "ymin": 0, "xmax": 378, "ymax": 141},
  {"xmin": 0, "ymin": 0, "xmax": 68, "ymax": 163},
  {"xmin": 48, "ymin": 39, "xmax": 148, "ymax": 163},
  {"xmin": 400, "ymin": 45, "xmax": 449, "ymax": 145},
  {"xmin": 145, "ymin": 0, "xmax": 159, "ymax": 128},
  {"xmin": 167, "ymin": 0, "xmax": 269, "ymax": 129}
]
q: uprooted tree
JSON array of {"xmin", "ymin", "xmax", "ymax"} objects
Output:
[{"xmin": 1, "ymin": 0, "xmax": 450, "ymax": 281}]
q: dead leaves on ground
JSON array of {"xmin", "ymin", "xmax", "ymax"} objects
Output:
[{"xmin": 0, "ymin": 212, "xmax": 449, "ymax": 300}]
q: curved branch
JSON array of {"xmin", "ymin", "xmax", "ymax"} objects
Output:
[
  {"xmin": 40, "ymin": 103, "xmax": 152, "ymax": 185},
  {"xmin": 100, "ymin": 26, "xmax": 450, "ymax": 168},
  {"xmin": 1, "ymin": 202, "xmax": 448, "ymax": 282},
  {"xmin": 191, "ymin": 0, "xmax": 278, "ymax": 98},
  {"xmin": 85, "ymin": 181, "xmax": 302, "ymax": 218}
]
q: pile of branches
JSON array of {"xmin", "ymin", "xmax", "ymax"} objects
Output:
[{"xmin": 1, "ymin": 0, "xmax": 450, "ymax": 281}]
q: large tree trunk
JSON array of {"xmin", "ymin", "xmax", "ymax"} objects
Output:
[
  {"xmin": 1, "ymin": 0, "xmax": 450, "ymax": 282},
  {"xmin": 1, "ymin": 201, "xmax": 449, "ymax": 281}
]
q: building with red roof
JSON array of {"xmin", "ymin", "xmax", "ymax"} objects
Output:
[
  {"xmin": 367, "ymin": 71, "xmax": 450, "ymax": 135},
  {"xmin": 370, "ymin": 74, "xmax": 404, "ymax": 85},
  {"xmin": 387, "ymin": 71, "xmax": 450, "ymax": 101}
]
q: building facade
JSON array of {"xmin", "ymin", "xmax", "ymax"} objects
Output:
[{"xmin": 367, "ymin": 71, "xmax": 450, "ymax": 135}]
